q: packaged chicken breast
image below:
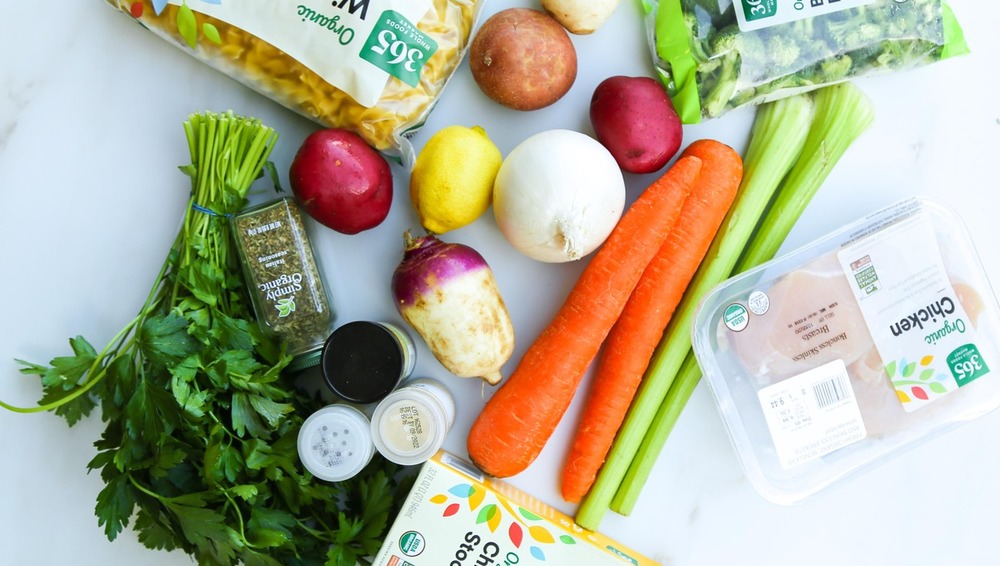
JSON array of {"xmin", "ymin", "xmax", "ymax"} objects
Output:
[
  {"xmin": 692, "ymin": 197, "xmax": 1000, "ymax": 504},
  {"xmin": 105, "ymin": 0, "xmax": 484, "ymax": 164}
]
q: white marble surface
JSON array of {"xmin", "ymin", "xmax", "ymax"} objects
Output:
[{"xmin": 2, "ymin": 1, "xmax": 999, "ymax": 565}]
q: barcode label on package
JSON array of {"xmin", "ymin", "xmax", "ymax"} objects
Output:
[
  {"xmin": 757, "ymin": 359, "xmax": 867, "ymax": 468},
  {"xmin": 734, "ymin": 0, "xmax": 875, "ymax": 32}
]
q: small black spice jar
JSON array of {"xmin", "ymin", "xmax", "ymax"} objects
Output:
[{"xmin": 321, "ymin": 321, "xmax": 416, "ymax": 404}]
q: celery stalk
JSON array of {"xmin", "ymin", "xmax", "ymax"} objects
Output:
[
  {"xmin": 734, "ymin": 82, "xmax": 876, "ymax": 273},
  {"xmin": 610, "ymin": 354, "xmax": 702, "ymax": 513},
  {"xmin": 608, "ymin": 82, "xmax": 876, "ymax": 516},
  {"xmin": 575, "ymin": 94, "xmax": 816, "ymax": 530}
]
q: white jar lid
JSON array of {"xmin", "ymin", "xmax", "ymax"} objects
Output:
[
  {"xmin": 370, "ymin": 387, "xmax": 450, "ymax": 466},
  {"xmin": 297, "ymin": 404, "xmax": 375, "ymax": 482}
]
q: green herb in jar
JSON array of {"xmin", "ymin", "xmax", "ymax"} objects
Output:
[{"xmin": 232, "ymin": 197, "xmax": 334, "ymax": 368}]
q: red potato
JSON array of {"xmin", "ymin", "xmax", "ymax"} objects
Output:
[
  {"xmin": 590, "ymin": 75, "xmax": 683, "ymax": 174},
  {"xmin": 469, "ymin": 8, "xmax": 577, "ymax": 111},
  {"xmin": 289, "ymin": 128, "xmax": 393, "ymax": 235}
]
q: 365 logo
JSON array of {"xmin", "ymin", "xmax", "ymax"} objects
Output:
[{"xmin": 741, "ymin": 0, "xmax": 778, "ymax": 21}]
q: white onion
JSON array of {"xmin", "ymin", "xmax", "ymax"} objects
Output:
[{"xmin": 493, "ymin": 129, "xmax": 626, "ymax": 263}]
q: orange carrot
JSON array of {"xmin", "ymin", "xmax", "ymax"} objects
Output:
[
  {"xmin": 560, "ymin": 139, "xmax": 743, "ymax": 503},
  {"xmin": 466, "ymin": 155, "xmax": 703, "ymax": 478}
]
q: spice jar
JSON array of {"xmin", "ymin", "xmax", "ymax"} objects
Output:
[
  {"xmin": 297, "ymin": 404, "xmax": 375, "ymax": 482},
  {"xmin": 232, "ymin": 197, "xmax": 334, "ymax": 371},
  {"xmin": 321, "ymin": 321, "xmax": 416, "ymax": 404},
  {"xmin": 370, "ymin": 377, "xmax": 456, "ymax": 466}
]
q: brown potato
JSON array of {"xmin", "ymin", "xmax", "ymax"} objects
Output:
[{"xmin": 468, "ymin": 8, "xmax": 577, "ymax": 111}]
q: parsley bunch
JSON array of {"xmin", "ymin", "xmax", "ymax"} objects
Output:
[{"xmin": 6, "ymin": 111, "xmax": 411, "ymax": 565}]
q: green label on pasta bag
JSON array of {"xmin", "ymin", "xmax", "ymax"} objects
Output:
[{"xmin": 361, "ymin": 10, "xmax": 437, "ymax": 87}]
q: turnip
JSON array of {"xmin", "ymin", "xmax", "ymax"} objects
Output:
[
  {"xmin": 289, "ymin": 128, "xmax": 393, "ymax": 235},
  {"xmin": 391, "ymin": 233, "xmax": 515, "ymax": 385}
]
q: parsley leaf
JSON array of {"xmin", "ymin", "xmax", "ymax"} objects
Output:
[
  {"xmin": 139, "ymin": 313, "xmax": 198, "ymax": 367},
  {"xmin": 166, "ymin": 502, "xmax": 243, "ymax": 565},
  {"xmin": 134, "ymin": 508, "xmax": 182, "ymax": 552},
  {"xmin": 95, "ymin": 473, "xmax": 138, "ymax": 541}
]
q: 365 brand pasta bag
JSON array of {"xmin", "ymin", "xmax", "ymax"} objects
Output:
[{"xmin": 107, "ymin": 0, "xmax": 484, "ymax": 163}]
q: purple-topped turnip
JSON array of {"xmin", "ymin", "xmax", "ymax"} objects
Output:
[{"xmin": 391, "ymin": 232, "xmax": 515, "ymax": 385}]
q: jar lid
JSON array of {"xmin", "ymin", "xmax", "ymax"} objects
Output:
[
  {"xmin": 321, "ymin": 321, "xmax": 409, "ymax": 404},
  {"xmin": 370, "ymin": 387, "xmax": 450, "ymax": 466},
  {"xmin": 297, "ymin": 405, "xmax": 375, "ymax": 482},
  {"xmin": 287, "ymin": 346, "xmax": 324, "ymax": 373}
]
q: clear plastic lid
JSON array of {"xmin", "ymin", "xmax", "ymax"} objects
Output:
[
  {"xmin": 692, "ymin": 198, "xmax": 1000, "ymax": 504},
  {"xmin": 297, "ymin": 404, "xmax": 375, "ymax": 482}
]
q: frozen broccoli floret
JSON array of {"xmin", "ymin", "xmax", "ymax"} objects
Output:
[
  {"xmin": 705, "ymin": 23, "xmax": 736, "ymax": 56},
  {"xmin": 873, "ymin": 38, "xmax": 936, "ymax": 70},
  {"xmin": 683, "ymin": 11, "xmax": 712, "ymax": 62},
  {"xmin": 765, "ymin": 33, "xmax": 802, "ymax": 70},
  {"xmin": 699, "ymin": 24, "xmax": 765, "ymax": 117},
  {"xmin": 818, "ymin": 54, "xmax": 854, "ymax": 81},
  {"xmin": 701, "ymin": 56, "xmax": 739, "ymax": 118},
  {"xmin": 823, "ymin": 19, "xmax": 883, "ymax": 53}
]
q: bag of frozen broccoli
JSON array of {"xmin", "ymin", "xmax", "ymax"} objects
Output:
[{"xmin": 646, "ymin": 0, "xmax": 968, "ymax": 123}]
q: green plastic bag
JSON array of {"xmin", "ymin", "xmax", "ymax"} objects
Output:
[{"xmin": 645, "ymin": 0, "xmax": 969, "ymax": 123}]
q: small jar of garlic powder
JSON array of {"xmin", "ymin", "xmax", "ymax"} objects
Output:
[{"xmin": 370, "ymin": 378, "xmax": 456, "ymax": 466}]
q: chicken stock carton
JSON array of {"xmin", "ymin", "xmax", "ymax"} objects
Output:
[{"xmin": 372, "ymin": 451, "xmax": 658, "ymax": 566}]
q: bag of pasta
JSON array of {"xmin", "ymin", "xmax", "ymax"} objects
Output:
[
  {"xmin": 108, "ymin": 0, "xmax": 484, "ymax": 164},
  {"xmin": 647, "ymin": 0, "xmax": 968, "ymax": 123}
]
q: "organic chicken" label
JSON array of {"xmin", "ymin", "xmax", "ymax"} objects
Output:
[{"xmin": 837, "ymin": 208, "xmax": 990, "ymax": 412}]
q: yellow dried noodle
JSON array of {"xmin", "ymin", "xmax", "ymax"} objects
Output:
[{"xmin": 109, "ymin": 0, "xmax": 481, "ymax": 159}]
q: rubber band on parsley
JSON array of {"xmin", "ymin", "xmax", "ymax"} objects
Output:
[{"xmin": 3, "ymin": 111, "xmax": 412, "ymax": 566}]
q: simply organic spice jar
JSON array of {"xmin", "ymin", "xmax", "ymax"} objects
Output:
[
  {"xmin": 321, "ymin": 321, "xmax": 417, "ymax": 405},
  {"xmin": 232, "ymin": 197, "xmax": 335, "ymax": 371}
]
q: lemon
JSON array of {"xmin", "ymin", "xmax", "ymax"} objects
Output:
[{"xmin": 410, "ymin": 125, "xmax": 503, "ymax": 234}]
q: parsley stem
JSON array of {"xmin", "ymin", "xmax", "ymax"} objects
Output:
[
  {"xmin": 221, "ymin": 490, "xmax": 252, "ymax": 549},
  {"xmin": 126, "ymin": 473, "xmax": 165, "ymax": 502}
]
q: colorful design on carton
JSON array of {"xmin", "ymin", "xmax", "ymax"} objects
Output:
[{"xmin": 430, "ymin": 482, "xmax": 581, "ymax": 562}]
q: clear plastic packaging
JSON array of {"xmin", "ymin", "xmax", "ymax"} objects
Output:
[
  {"xmin": 104, "ymin": 0, "xmax": 485, "ymax": 164},
  {"xmin": 692, "ymin": 198, "xmax": 1000, "ymax": 504},
  {"xmin": 645, "ymin": 0, "xmax": 968, "ymax": 123}
]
